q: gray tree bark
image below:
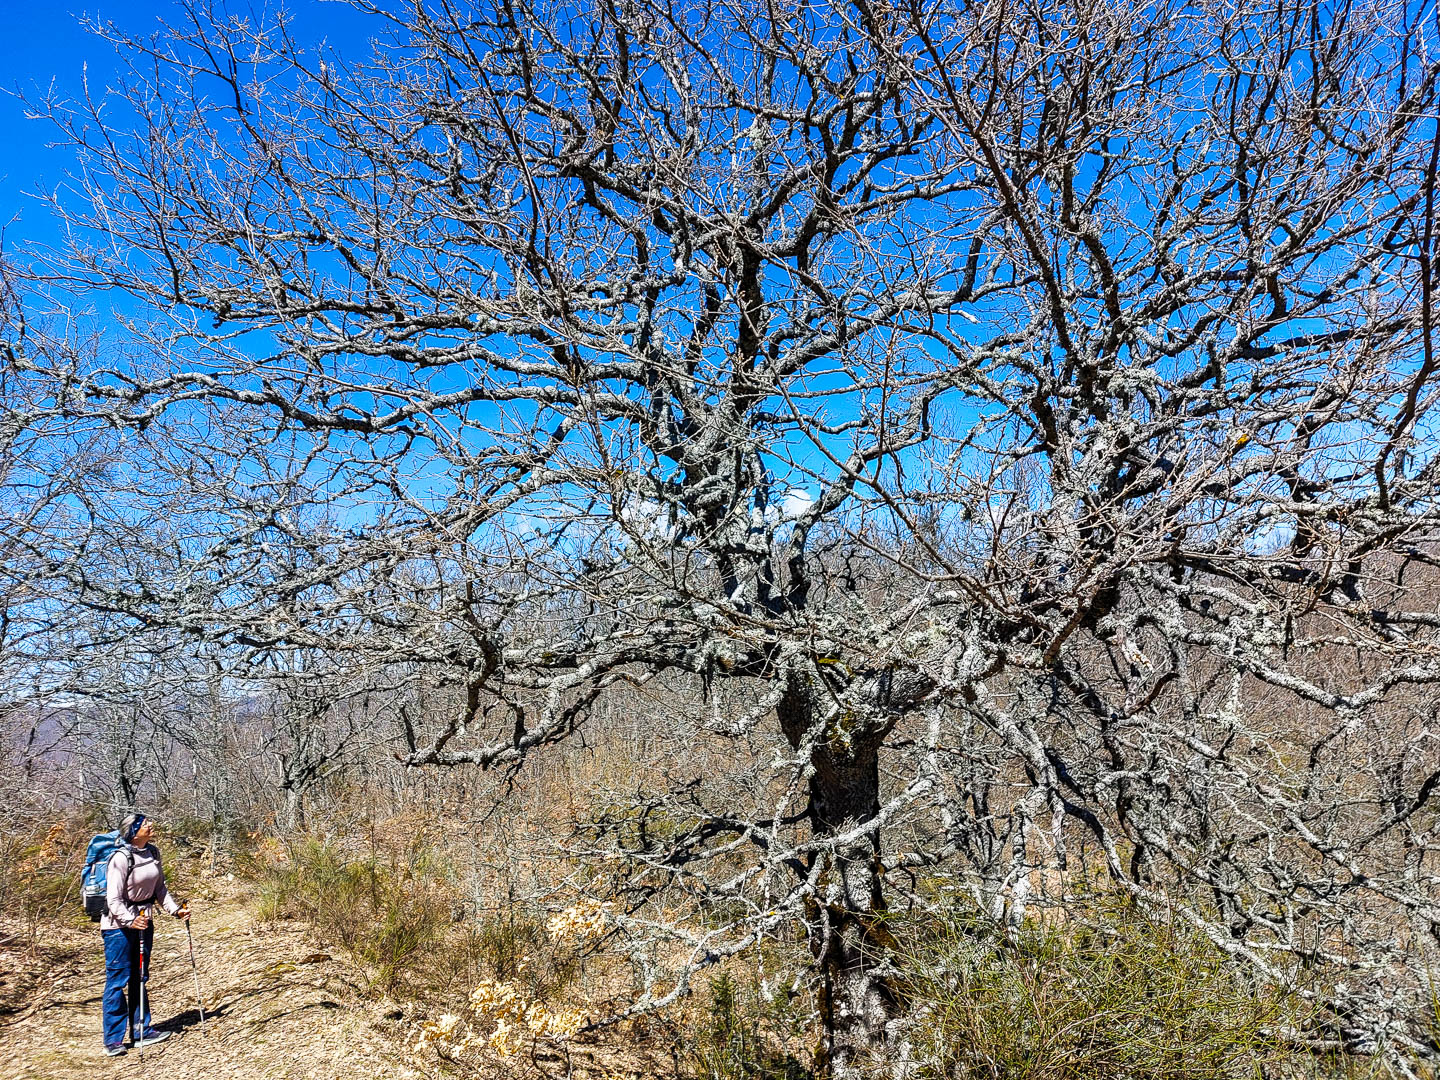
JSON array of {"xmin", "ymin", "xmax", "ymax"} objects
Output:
[{"xmin": 781, "ymin": 672, "xmax": 896, "ymax": 1077}]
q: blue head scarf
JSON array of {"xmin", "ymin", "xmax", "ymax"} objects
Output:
[{"xmin": 121, "ymin": 813, "xmax": 147, "ymax": 843}]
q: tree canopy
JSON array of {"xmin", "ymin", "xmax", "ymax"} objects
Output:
[{"xmin": 6, "ymin": 0, "xmax": 1440, "ymax": 1072}]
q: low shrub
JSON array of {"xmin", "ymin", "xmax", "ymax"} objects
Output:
[
  {"xmin": 472, "ymin": 908, "xmax": 547, "ymax": 983},
  {"xmin": 897, "ymin": 897, "xmax": 1303, "ymax": 1080},
  {"xmin": 688, "ymin": 973, "xmax": 810, "ymax": 1080},
  {"xmin": 411, "ymin": 896, "xmax": 613, "ymax": 1066},
  {"xmin": 0, "ymin": 820, "xmax": 92, "ymax": 945},
  {"xmin": 256, "ymin": 835, "xmax": 459, "ymax": 996}
]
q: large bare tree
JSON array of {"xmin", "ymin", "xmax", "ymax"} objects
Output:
[{"xmin": 10, "ymin": 0, "xmax": 1440, "ymax": 1071}]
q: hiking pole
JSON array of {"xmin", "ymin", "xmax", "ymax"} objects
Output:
[
  {"xmin": 185, "ymin": 919, "xmax": 207, "ymax": 1034},
  {"xmin": 137, "ymin": 916, "xmax": 148, "ymax": 1063}
]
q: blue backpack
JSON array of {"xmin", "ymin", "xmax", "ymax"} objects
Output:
[{"xmin": 81, "ymin": 832, "xmax": 133, "ymax": 921}]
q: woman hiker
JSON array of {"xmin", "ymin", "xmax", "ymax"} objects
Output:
[{"xmin": 102, "ymin": 812, "xmax": 191, "ymax": 1057}]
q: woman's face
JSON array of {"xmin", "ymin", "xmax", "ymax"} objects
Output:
[{"xmin": 132, "ymin": 819, "xmax": 155, "ymax": 845}]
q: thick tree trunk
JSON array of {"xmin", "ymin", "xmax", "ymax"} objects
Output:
[
  {"xmin": 282, "ymin": 784, "xmax": 307, "ymax": 832},
  {"xmin": 780, "ymin": 674, "xmax": 899, "ymax": 1080},
  {"xmin": 809, "ymin": 745, "xmax": 898, "ymax": 1079}
]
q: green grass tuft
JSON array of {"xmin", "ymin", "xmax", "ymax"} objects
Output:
[
  {"xmin": 897, "ymin": 898, "xmax": 1303, "ymax": 1080},
  {"xmin": 255, "ymin": 836, "xmax": 458, "ymax": 996}
]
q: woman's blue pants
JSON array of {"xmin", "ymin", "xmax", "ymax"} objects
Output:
[{"xmin": 101, "ymin": 925, "xmax": 153, "ymax": 1046}]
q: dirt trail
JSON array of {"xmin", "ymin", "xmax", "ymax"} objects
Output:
[{"xmin": 1, "ymin": 889, "xmax": 425, "ymax": 1080}]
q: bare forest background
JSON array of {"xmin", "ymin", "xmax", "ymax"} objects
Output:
[{"xmin": 5, "ymin": 0, "xmax": 1440, "ymax": 1077}]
